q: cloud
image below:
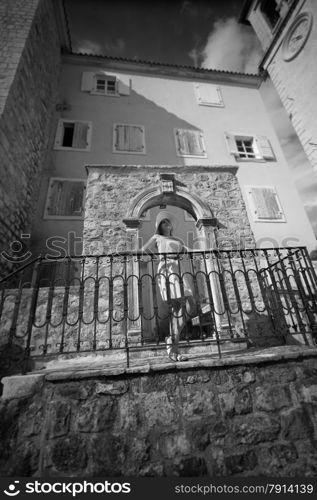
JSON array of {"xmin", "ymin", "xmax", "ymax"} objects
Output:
[
  {"xmin": 198, "ymin": 17, "xmax": 263, "ymax": 73},
  {"xmin": 76, "ymin": 40, "xmax": 103, "ymax": 55},
  {"xmin": 188, "ymin": 47, "xmax": 199, "ymax": 67},
  {"xmin": 75, "ymin": 38, "xmax": 125, "ymax": 56}
]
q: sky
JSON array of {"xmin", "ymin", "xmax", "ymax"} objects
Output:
[{"xmin": 64, "ymin": 0, "xmax": 317, "ymax": 237}]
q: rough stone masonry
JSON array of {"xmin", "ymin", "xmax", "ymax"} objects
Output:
[
  {"xmin": 1, "ymin": 350, "xmax": 317, "ymax": 477},
  {"xmin": 0, "ymin": 0, "xmax": 61, "ymax": 275}
]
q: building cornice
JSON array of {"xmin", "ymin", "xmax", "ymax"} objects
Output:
[
  {"xmin": 85, "ymin": 165, "xmax": 239, "ymax": 175},
  {"xmin": 62, "ymin": 52, "xmax": 263, "ymax": 88}
]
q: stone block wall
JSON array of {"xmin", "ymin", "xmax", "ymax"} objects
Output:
[
  {"xmin": 84, "ymin": 165, "xmax": 255, "ymax": 255},
  {"xmin": 83, "ymin": 165, "xmax": 278, "ymax": 341},
  {"xmin": 1, "ymin": 353, "xmax": 317, "ymax": 476},
  {"xmin": 0, "ymin": 285, "xmax": 122, "ymax": 365},
  {"xmin": 0, "ymin": 0, "xmax": 39, "ymax": 113},
  {"xmin": 0, "ymin": 0, "xmax": 62, "ymax": 275}
]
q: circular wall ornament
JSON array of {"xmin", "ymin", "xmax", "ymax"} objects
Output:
[{"xmin": 282, "ymin": 12, "xmax": 313, "ymax": 61}]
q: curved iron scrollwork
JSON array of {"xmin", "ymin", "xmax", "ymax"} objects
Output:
[{"xmin": 0, "ymin": 247, "xmax": 316, "ymax": 374}]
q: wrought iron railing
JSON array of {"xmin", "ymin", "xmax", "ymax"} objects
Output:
[{"xmin": 0, "ymin": 247, "xmax": 316, "ymax": 373}]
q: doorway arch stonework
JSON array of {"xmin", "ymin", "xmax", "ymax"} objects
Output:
[
  {"xmin": 83, "ymin": 165, "xmax": 255, "ymax": 343},
  {"xmin": 122, "ymin": 181, "xmax": 224, "ymax": 339}
]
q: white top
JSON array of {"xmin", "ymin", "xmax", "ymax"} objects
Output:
[{"xmin": 154, "ymin": 234, "xmax": 185, "ymax": 254}]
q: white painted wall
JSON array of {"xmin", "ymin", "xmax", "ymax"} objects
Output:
[{"xmin": 32, "ymin": 57, "xmax": 316, "ymax": 256}]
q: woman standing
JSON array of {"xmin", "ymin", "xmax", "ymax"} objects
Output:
[{"xmin": 141, "ymin": 211, "xmax": 196, "ymax": 361}]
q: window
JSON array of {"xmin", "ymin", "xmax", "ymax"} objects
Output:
[
  {"xmin": 44, "ymin": 178, "xmax": 86, "ymax": 219},
  {"xmin": 81, "ymin": 71, "xmax": 130, "ymax": 96},
  {"xmin": 94, "ymin": 76, "xmax": 117, "ymax": 95},
  {"xmin": 261, "ymin": 0, "xmax": 281, "ymax": 29},
  {"xmin": 236, "ymin": 138, "xmax": 257, "ymax": 159},
  {"xmin": 225, "ymin": 133, "xmax": 275, "ymax": 161},
  {"xmin": 113, "ymin": 124, "xmax": 146, "ymax": 154},
  {"xmin": 245, "ymin": 185, "xmax": 286, "ymax": 222},
  {"xmin": 54, "ymin": 120, "xmax": 92, "ymax": 151},
  {"xmin": 194, "ymin": 83, "xmax": 224, "ymax": 107},
  {"xmin": 174, "ymin": 128, "xmax": 207, "ymax": 158}
]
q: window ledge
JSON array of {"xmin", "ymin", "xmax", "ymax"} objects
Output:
[
  {"xmin": 54, "ymin": 146, "xmax": 91, "ymax": 152},
  {"xmin": 254, "ymin": 218, "xmax": 286, "ymax": 223},
  {"xmin": 198, "ymin": 103, "xmax": 224, "ymax": 108},
  {"xmin": 235, "ymin": 157, "xmax": 266, "ymax": 163},
  {"xmin": 90, "ymin": 91, "xmax": 120, "ymax": 97},
  {"xmin": 177, "ymin": 154, "xmax": 208, "ymax": 159},
  {"xmin": 113, "ymin": 150, "xmax": 146, "ymax": 155}
]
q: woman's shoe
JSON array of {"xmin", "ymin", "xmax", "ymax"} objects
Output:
[
  {"xmin": 168, "ymin": 352, "xmax": 178, "ymax": 362},
  {"xmin": 177, "ymin": 354, "xmax": 188, "ymax": 362}
]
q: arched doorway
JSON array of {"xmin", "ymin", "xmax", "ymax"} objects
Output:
[
  {"xmin": 139, "ymin": 204, "xmax": 198, "ymax": 340},
  {"xmin": 123, "ymin": 179, "xmax": 224, "ymax": 343}
]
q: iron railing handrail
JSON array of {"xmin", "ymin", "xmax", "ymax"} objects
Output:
[
  {"xmin": 0, "ymin": 256, "xmax": 42, "ymax": 285},
  {"xmin": 259, "ymin": 248, "xmax": 303, "ymax": 273},
  {"xmin": 30, "ymin": 246, "xmax": 310, "ymax": 259},
  {"xmin": 0, "ymin": 246, "xmax": 310, "ymax": 285},
  {"xmin": 0, "ymin": 245, "xmax": 316, "ymax": 374}
]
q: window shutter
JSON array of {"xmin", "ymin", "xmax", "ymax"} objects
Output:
[
  {"xmin": 118, "ymin": 75, "xmax": 130, "ymax": 95},
  {"xmin": 225, "ymin": 132, "xmax": 239, "ymax": 157},
  {"xmin": 67, "ymin": 182, "xmax": 85, "ymax": 216},
  {"xmin": 175, "ymin": 129, "xmax": 205, "ymax": 156},
  {"xmin": 54, "ymin": 121, "xmax": 64, "ymax": 148},
  {"xmin": 175, "ymin": 129, "xmax": 189, "ymax": 155},
  {"xmin": 129, "ymin": 126, "xmax": 144, "ymax": 152},
  {"xmin": 256, "ymin": 136, "xmax": 275, "ymax": 160},
  {"xmin": 47, "ymin": 180, "xmax": 63, "ymax": 215},
  {"xmin": 195, "ymin": 83, "xmax": 224, "ymax": 107},
  {"xmin": 115, "ymin": 124, "xmax": 129, "ymax": 151},
  {"xmin": 73, "ymin": 122, "xmax": 89, "ymax": 149},
  {"xmin": 186, "ymin": 130, "xmax": 205, "ymax": 156},
  {"xmin": 46, "ymin": 179, "xmax": 85, "ymax": 217},
  {"xmin": 250, "ymin": 187, "xmax": 283, "ymax": 220},
  {"xmin": 81, "ymin": 72, "xmax": 94, "ymax": 91},
  {"xmin": 114, "ymin": 124, "xmax": 145, "ymax": 153},
  {"xmin": 249, "ymin": 9, "xmax": 269, "ymax": 44}
]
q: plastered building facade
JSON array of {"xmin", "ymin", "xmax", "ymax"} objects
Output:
[{"xmin": 40, "ymin": 54, "xmax": 315, "ymax": 260}]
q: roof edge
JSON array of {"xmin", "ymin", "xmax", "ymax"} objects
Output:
[{"xmin": 62, "ymin": 51, "xmax": 263, "ymax": 88}]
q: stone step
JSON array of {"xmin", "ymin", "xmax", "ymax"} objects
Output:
[{"xmin": 32, "ymin": 338, "xmax": 248, "ymax": 372}]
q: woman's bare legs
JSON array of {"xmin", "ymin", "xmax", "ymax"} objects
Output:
[
  {"xmin": 186, "ymin": 295, "xmax": 197, "ymax": 318},
  {"xmin": 166, "ymin": 298, "xmax": 197, "ymax": 361}
]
